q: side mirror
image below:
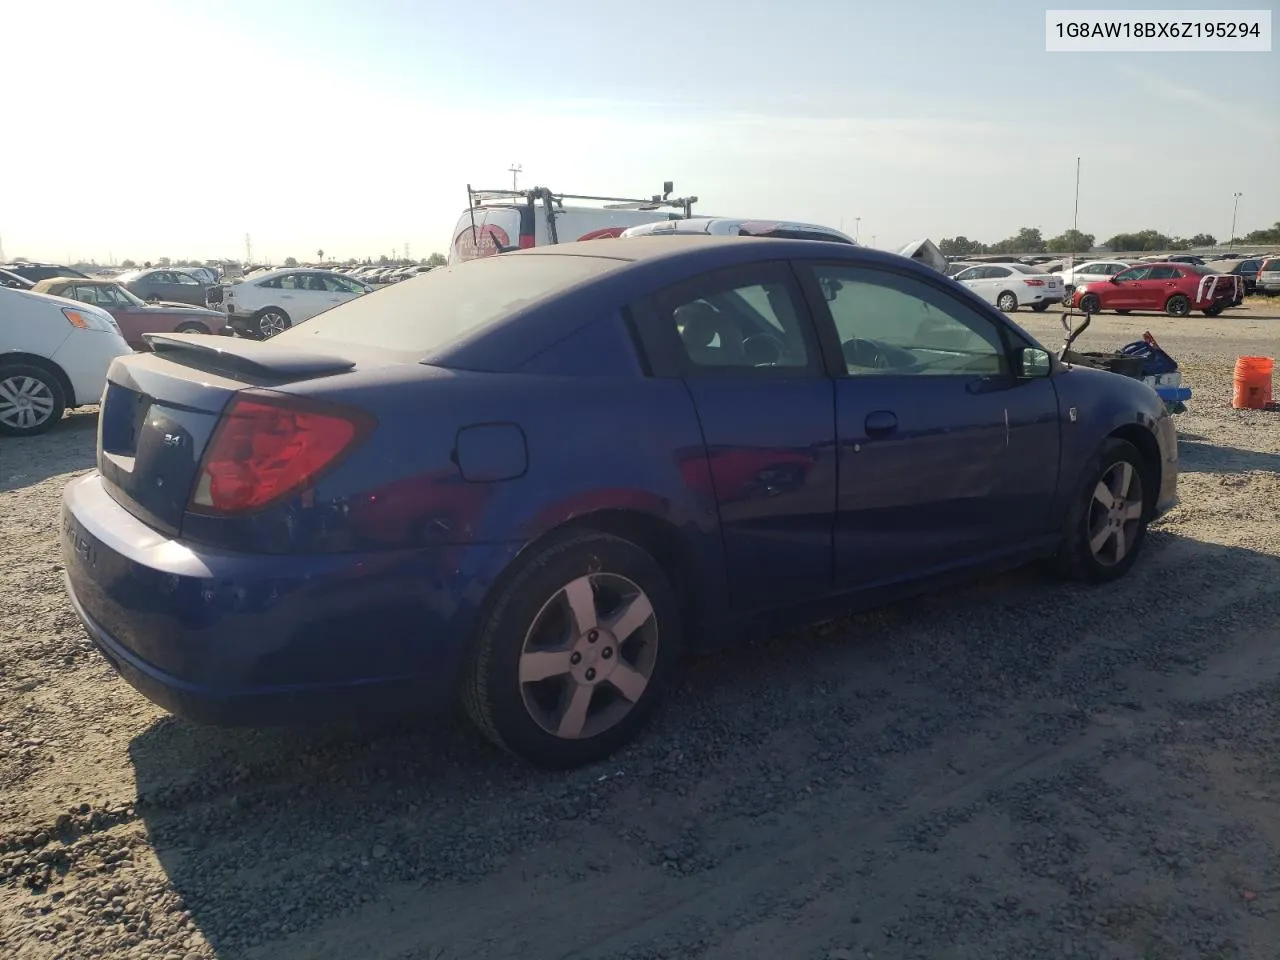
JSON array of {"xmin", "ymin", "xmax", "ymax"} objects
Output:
[{"xmin": 1016, "ymin": 346, "xmax": 1053, "ymax": 378}]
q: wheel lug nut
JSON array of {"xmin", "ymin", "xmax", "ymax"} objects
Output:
[
  {"xmin": 587, "ymin": 630, "xmax": 598, "ymax": 643},
  {"xmin": 570, "ymin": 652, "xmax": 581, "ymax": 665},
  {"xmin": 585, "ymin": 668, "xmax": 596, "ymax": 681},
  {"xmin": 602, "ymin": 647, "xmax": 613, "ymax": 660}
]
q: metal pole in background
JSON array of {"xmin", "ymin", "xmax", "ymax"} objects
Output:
[
  {"xmin": 509, "ymin": 163, "xmax": 522, "ymax": 191},
  {"xmin": 1072, "ymin": 156, "xmax": 1080, "ymax": 234},
  {"xmin": 855, "ymin": 217, "xmax": 861, "ymax": 243},
  {"xmin": 1230, "ymin": 192, "xmax": 1242, "ymax": 247}
]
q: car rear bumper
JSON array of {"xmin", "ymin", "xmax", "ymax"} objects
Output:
[{"xmin": 60, "ymin": 472, "xmax": 521, "ymax": 725}]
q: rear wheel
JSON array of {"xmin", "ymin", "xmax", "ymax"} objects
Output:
[
  {"xmin": 175, "ymin": 321, "xmax": 211, "ymax": 334},
  {"xmin": 1116, "ymin": 309, "xmax": 1132, "ymax": 315},
  {"xmin": 0, "ymin": 363, "xmax": 66, "ymax": 437},
  {"xmin": 1078, "ymin": 293, "xmax": 1102, "ymax": 314},
  {"xmin": 1203, "ymin": 304, "xmax": 1224, "ymax": 317},
  {"xmin": 254, "ymin": 308, "xmax": 291, "ymax": 339},
  {"xmin": 1056, "ymin": 438, "xmax": 1150, "ymax": 583},
  {"xmin": 1031, "ymin": 302, "xmax": 1050, "ymax": 312},
  {"xmin": 1165, "ymin": 294, "xmax": 1190, "ymax": 317},
  {"xmin": 461, "ymin": 531, "xmax": 681, "ymax": 768},
  {"xmin": 996, "ymin": 291, "xmax": 1019, "ymax": 313}
]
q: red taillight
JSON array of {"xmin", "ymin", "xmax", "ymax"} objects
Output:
[
  {"xmin": 518, "ymin": 234, "xmax": 535, "ymax": 249},
  {"xmin": 190, "ymin": 395, "xmax": 372, "ymax": 514},
  {"xmin": 1023, "ymin": 279, "xmax": 1045, "ymax": 286}
]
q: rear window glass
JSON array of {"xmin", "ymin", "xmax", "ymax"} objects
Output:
[
  {"xmin": 282, "ymin": 253, "xmax": 625, "ymax": 356},
  {"xmin": 1262, "ymin": 259, "xmax": 1280, "ymax": 271}
]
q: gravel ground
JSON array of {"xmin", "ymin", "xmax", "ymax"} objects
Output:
[{"xmin": 2, "ymin": 301, "xmax": 1279, "ymax": 960}]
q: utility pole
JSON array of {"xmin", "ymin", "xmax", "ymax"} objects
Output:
[
  {"xmin": 245, "ymin": 233, "xmax": 252, "ymax": 264},
  {"xmin": 1230, "ymin": 192, "xmax": 1242, "ymax": 247},
  {"xmin": 405, "ymin": 242, "xmax": 411, "ymax": 262},
  {"xmin": 509, "ymin": 163, "xmax": 522, "ymax": 191},
  {"xmin": 1073, "ymin": 156, "xmax": 1081, "ymax": 235},
  {"xmin": 871, "ymin": 235, "xmax": 877, "ymax": 248},
  {"xmin": 854, "ymin": 217, "xmax": 861, "ymax": 243}
]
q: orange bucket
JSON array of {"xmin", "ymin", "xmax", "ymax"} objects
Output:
[{"xmin": 1232, "ymin": 356, "xmax": 1274, "ymax": 410}]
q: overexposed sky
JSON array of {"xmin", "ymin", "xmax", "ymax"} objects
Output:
[{"xmin": 2, "ymin": 0, "xmax": 1276, "ymax": 263}]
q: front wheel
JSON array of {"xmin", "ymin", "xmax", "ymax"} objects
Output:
[
  {"xmin": 1078, "ymin": 293, "xmax": 1102, "ymax": 315},
  {"xmin": 0, "ymin": 363, "xmax": 67, "ymax": 437},
  {"xmin": 996, "ymin": 291, "xmax": 1019, "ymax": 313},
  {"xmin": 1056, "ymin": 438, "xmax": 1150, "ymax": 583},
  {"xmin": 1165, "ymin": 294, "xmax": 1190, "ymax": 317},
  {"xmin": 461, "ymin": 531, "xmax": 681, "ymax": 768}
]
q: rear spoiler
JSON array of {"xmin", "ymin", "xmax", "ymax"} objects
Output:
[{"xmin": 897, "ymin": 239, "xmax": 948, "ymax": 274}]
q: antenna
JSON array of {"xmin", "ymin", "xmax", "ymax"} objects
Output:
[{"xmin": 508, "ymin": 163, "xmax": 523, "ymax": 191}]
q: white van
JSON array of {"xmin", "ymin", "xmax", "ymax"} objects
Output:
[{"xmin": 448, "ymin": 182, "xmax": 699, "ymax": 264}]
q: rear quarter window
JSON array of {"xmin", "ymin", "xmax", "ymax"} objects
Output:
[{"xmin": 281, "ymin": 252, "xmax": 626, "ymax": 357}]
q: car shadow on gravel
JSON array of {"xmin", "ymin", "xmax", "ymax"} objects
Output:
[
  {"xmin": 122, "ymin": 530, "xmax": 1280, "ymax": 960},
  {"xmin": 1178, "ymin": 436, "xmax": 1280, "ymax": 474},
  {"xmin": 0, "ymin": 410, "xmax": 99, "ymax": 492}
]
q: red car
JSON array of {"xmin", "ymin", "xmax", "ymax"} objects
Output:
[
  {"xmin": 31, "ymin": 278, "xmax": 228, "ymax": 349},
  {"xmin": 1068, "ymin": 262, "xmax": 1240, "ymax": 318}
]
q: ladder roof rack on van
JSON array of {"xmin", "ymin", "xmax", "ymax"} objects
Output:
[{"xmin": 466, "ymin": 182, "xmax": 699, "ymax": 219}]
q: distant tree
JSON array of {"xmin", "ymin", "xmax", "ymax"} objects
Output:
[
  {"xmin": 284, "ymin": 256, "xmax": 299, "ymax": 268},
  {"xmin": 1046, "ymin": 229, "xmax": 1095, "ymax": 254},
  {"xmin": 158, "ymin": 257, "xmax": 171, "ymax": 267},
  {"xmin": 1185, "ymin": 233, "xmax": 1216, "ymax": 247},
  {"xmin": 988, "ymin": 227, "xmax": 1045, "ymax": 254},
  {"xmin": 120, "ymin": 259, "xmax": 137, "ymax": 268},
  {"xmin": 1104, "ymin": 229, "xmax": 1171, "ymax": 252},
  {"xmin": 939, "ymin": 236, "xmax": 982, "ymax": 256},
  {"xmin": 1243, "ymin": 222, "xmax": 1280, "ymax": 244},
  {"xmin": 377, "ymin": 253, "xmax": 390, "ymax": 264},
  {"xmin": 426, "ymin": 252, "xmax": 447, "ymax": 267}
]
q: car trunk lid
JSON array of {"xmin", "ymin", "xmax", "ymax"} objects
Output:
[{"xmin": 97, "ymin": 334, "xmax": 357, "ymax": 535}]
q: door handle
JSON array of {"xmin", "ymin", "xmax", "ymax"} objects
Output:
[{"xmin": 865, "ymin": 410, "xmax": 897, "ymax": 436}]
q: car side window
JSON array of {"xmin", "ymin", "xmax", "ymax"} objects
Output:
[
  {"xmin": 807, "ymin": 264, "xmax": 1009, "ymax": 377},
  {"xmin": 987, "ymin": 266, "xmax": 1011, "ymax": 279},
  {"xmin": 257, "ymin": 276, "xmax": 281, "ymax": 289},
  {"xmin": 173, "ymin": 272, "xmax": 199, "ymax": 285},
  {"xmin": 1148, "ymin": 266, "xmax": 1180, "ymax": 280},
  {"xmin": 279, "ymin": 274, "xmax": 303, "ymax": 290},
  {"xmin": 1115, "ymin": 266, "xmax": 1152, "ymax": 281},
  {"xmin": 657, "ymin": 265, "xmax": 814, "ymax": 372}
]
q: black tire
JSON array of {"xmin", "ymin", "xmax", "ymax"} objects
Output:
[
  {"xmin": 1165, "ymin": 294, "xmax": 1190, "ymax": 317},
  {"xmin": 0, "ymin": 362, "xmax": 67, "ymax": 437},
  {"xmin": 1116, "ymin": 309, "xmax": 1132, "ymax": 315},
  {"xmin": 254, "ymin": 308, "xmax": 291, "ymax": 339},
  {"xmin": 1078, "ymin": 293, "xmax": 1102, "ymax": 314},
  {"xmin": 1056, "ymin": 438, "xmax": 1151, "ymax": 584},
  {"xmin": 996, "ymin": 291, "xmax": 1019, "ymax": 313},
  {"xmin": 1031, "ymin": 302, "xmax": 1050, "ymax": 312},
  {"xmin": 1203, "ymin": 305, "xmax": 1224, "ymax": 317},
  {"xmin": 460, "ymin": 530, "xmax": 682, "ymax": 768},
  {"xmin": 175, "ymin": 321, "xmax": 211, "ymax": 334}
]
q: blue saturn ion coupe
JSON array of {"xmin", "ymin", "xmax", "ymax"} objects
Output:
[{"xmin": 60, "ymin": 235, "xmax": 1178, "ymax": 768}]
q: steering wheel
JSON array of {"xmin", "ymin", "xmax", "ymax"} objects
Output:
[
  {"xmin": 843, "ymin": 337, "xmax": 895, "ymax": 370},
  {"xmin": 743, "ymin": 333, "xmax": 786, "ymax": 366}
]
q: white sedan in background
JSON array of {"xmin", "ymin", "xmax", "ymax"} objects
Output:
[
  {"xmin": 216, "ymin": 268, "xmax": 374, "ymax": 339},
  {"xmin": 0, "ymin": 286, "xmax": 132, "ymax": 436},
  {"xmin": 1057, "ymin": 259, "xmax": 1135, "ymax": 292},
  {"xmin": 950, "ymin": 262, "xmax": 1064, "ymax": 312}
]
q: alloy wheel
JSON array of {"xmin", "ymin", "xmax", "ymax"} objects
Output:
[
  {"xmin": 258, "ymin": 312, "xmax": 288, "ymax": 338},
  {"xmin": 517, "ymin": 572, "xmax": 659, "ymax": 740},
  {"xmin": 0, "ymin": 375, "xmax": 56, "ymax": 431},
  {"xmin": 1087, "ymin": 461, "xmax": 1144, "ymax": 566}
]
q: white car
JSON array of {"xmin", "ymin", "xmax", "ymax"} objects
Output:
[
  {"xmin": 218, "ymin": 268, "xmax": 374, "ymax": 339},
  {"xmin": 951, "ymin": 262, "xmax": 1064, "ymax": 313},
  {"xmin": 1057, "ymin": 259, "xmax": 1135, "ymax": 292},
  {"xmin": 0, "ymin": 286, "xmax": 133, "ymax": 436}
]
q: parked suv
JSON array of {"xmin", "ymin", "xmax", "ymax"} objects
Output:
[
  {"xmin": 1258, "ymin": 258, "xmax": 1280, "ymax": 296},
  {"xmin": 0, "ymin": 286, "xmax": 132, "ymax": 435}
]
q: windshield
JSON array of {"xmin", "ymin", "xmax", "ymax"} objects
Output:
[{"xmin": 281, "ymin": 252, "xmax": 626, "ymax": 356}]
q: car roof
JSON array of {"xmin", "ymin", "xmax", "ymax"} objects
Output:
[
  {"xmin": 414, "ymin": 236, "xmax": 984, "ymax": 372},
  {"xmin": 32, "ymin": 276, "xmax": 117, "ymax": 290}
]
